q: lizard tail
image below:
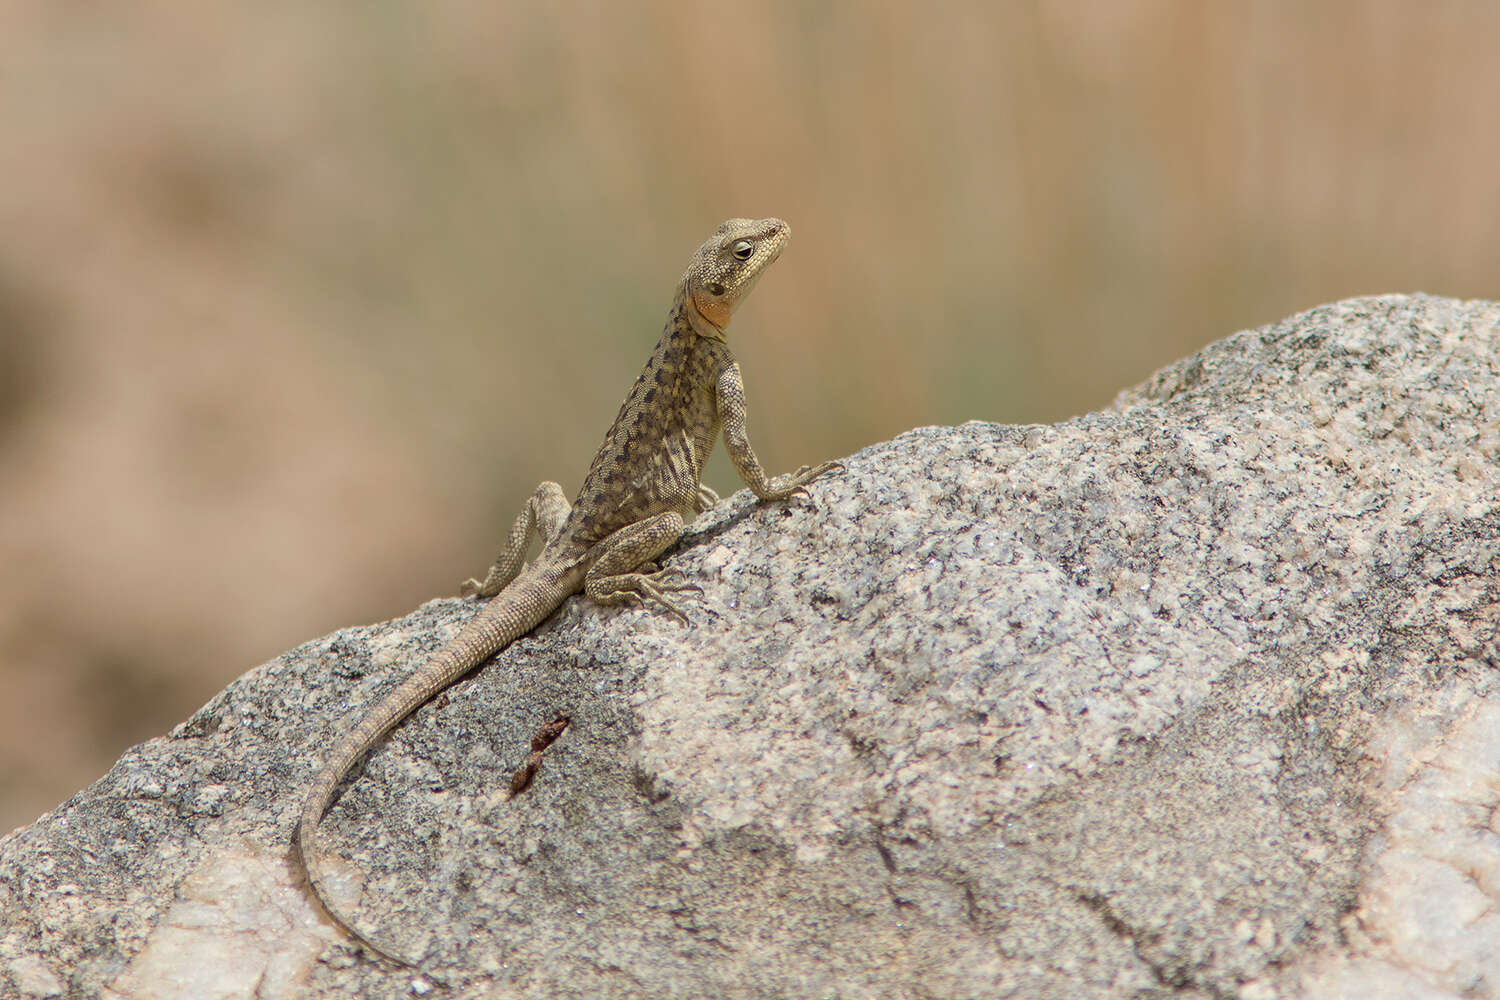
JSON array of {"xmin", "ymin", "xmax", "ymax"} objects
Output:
[{"xmin": 295, "ymin": 580, "xmax": 565, "ymax": 967}]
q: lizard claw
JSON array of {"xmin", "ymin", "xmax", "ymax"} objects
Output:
[
  {"xmin": 650, "ymin": 567, "xmax": 702, "ymax": 595},
  {"xmin": 654, "ymin": 597, "xmax": 691, "ymax": 627},
  {"xmin": 759, "ymin": 460, "xmax": 843, "ymax": 502},
  {"xmin": 639, "ymin": 568, "xmax": 703, "ymax": 620},
  {"xmin": 588, "ymin": 565, "xmax": 700, "ymax": 624}
]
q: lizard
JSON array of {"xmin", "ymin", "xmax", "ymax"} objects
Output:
[{"xmin": 295, "ymin": 217, "xmax": 842, "ymax": 966}]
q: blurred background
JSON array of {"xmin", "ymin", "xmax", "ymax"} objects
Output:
[{"xmin": 2, "ymin": 2, "xmax": 1497, "ymax": 831}]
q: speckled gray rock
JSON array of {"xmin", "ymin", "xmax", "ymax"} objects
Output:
[{"xmin": 3, "ymin": 294, "xmax": 1499, "ymax": 1000}]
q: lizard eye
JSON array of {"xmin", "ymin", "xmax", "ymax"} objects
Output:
[
  {"xmin": 706, "ymin": 281, "xmax": 726, "ymax": 296},
  {"xmin": 730, "ymin": 240, "xmax": 754, "ymax": 261}
]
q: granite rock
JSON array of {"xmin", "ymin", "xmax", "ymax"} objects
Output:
[{"xmin": 2, "ymin": 294, "xmax": 1498, "ymax": 999}]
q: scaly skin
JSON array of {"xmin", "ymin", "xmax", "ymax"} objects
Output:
[{"xmin": 295, "ymin": 218, "xmax": 841, "ymax": 966}]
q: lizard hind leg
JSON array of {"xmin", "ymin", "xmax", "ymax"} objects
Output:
[
  {"xmin": 461, "ymin": 481, "xmax": 572, "ymax": 598},
  {"xmin": 584, "ymin": 512, "xmax": 702, "ymax": 624}
]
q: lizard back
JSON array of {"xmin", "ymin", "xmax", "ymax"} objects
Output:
[{"xmin": 564, "ymin": 288, "xmax": 730, "ymax": 550}]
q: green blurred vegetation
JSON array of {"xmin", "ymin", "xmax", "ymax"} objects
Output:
[{"xmin": 2, "ymin": 2, "xmax": 1497, "ymax": 829}]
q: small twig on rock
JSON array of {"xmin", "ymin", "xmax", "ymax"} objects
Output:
[{"xmin": 510, "ymin": 713, "xmax": 571, "ymax": 796}]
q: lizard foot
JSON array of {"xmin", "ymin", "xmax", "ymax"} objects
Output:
[
  {"xmin": 695, "ymin": 483, "xmax": 721, "ymax": 511},
  {"xmin": 460, "ymin": 559, "xmax": 532, "ymax": 599},
  {"xmin": 590, "ymin": 567, "xmax": 702, "ymax": 625},
  {"xmin": 760, "ymin": 460, "xmax": 844, "ymax": 501}
]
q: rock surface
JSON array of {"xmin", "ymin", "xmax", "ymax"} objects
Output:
[{"xmin": 3, "ymin": 294, "xmax": 1499, "ymax": 999}]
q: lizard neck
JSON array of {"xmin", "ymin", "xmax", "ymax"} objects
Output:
[{"xmin": 675, "ymin": 281, "xmax": 729, "ymax": 344}]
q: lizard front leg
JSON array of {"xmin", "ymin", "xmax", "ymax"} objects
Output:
[
  {"xmin": 716, "ymin": 363, "xmax": 842, "ymax": 500},
  {"xmin": 461, "ymin": 481, "xmax": 572, "ymax": 598},
  {"xmin": 584, "ymin": 512, "xmax": 701, "ymax": 623}
]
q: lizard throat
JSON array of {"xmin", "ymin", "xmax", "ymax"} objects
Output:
[{"xmin": 686, "ymin": 292, "xmax": 731, "ymax": 341}]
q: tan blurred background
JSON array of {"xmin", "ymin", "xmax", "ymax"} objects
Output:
[{"xmin": 1, "ymin": 2, "xmax": 1496, "ymax": 831}]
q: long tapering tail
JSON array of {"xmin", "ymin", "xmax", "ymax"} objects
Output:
[{"xmin": 295, "ymin": 577, "xmax": 566, "ymax": 966}]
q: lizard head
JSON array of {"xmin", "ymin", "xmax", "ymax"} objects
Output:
[{"xmin": 683, "ymin": 218, "xmax": 789, "ymax": 339}]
